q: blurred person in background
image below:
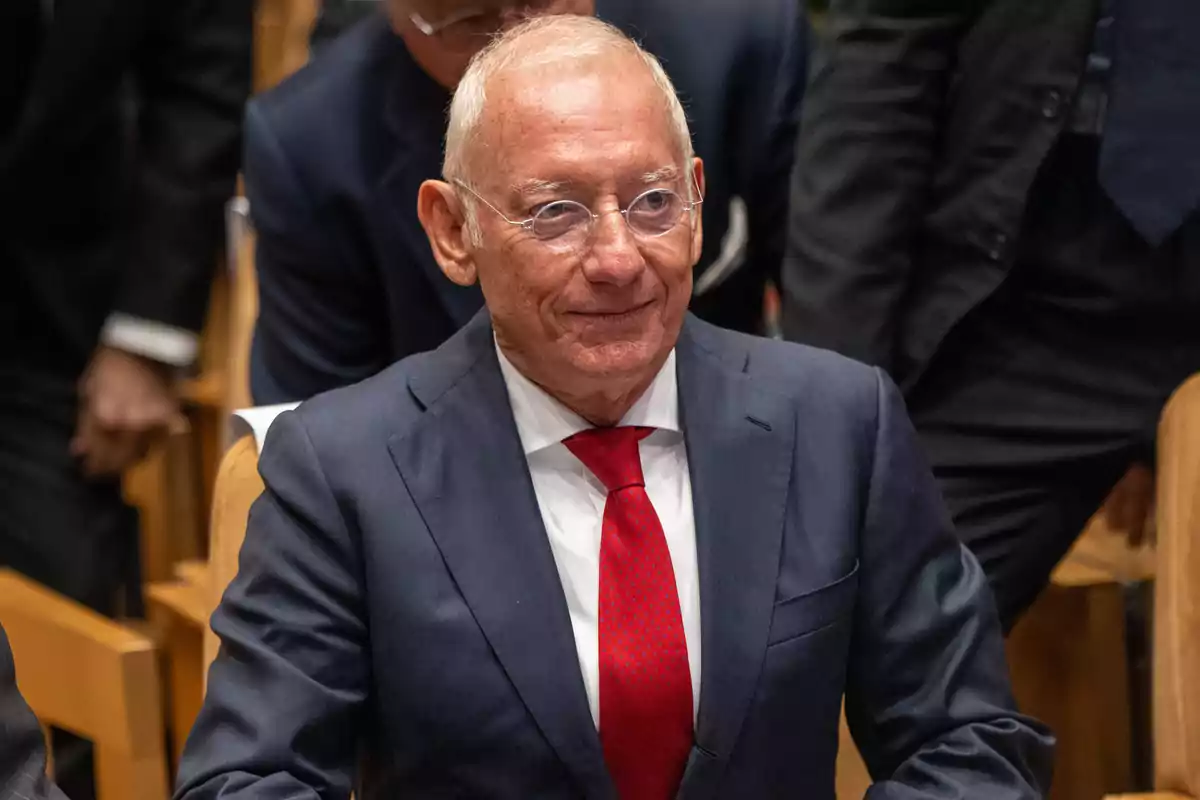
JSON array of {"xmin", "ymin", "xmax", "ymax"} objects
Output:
[
  {"xmin": 245, "ymin": 0, "xmax": 807, "ymax": 404},
  {"xmin": 1, "ymin": 0, "xmax": 251, "ymax": 795},
  {"xmin": 783, "ymin": 0, "xmax": 1200, "ymax": 631},
  {"xmin": 311, "ymin": 0, "xmax": 379, "ymax": 47}
]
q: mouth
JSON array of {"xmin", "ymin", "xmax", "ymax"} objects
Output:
[{"xmin": 568, "ymin": 299, "xmax": 656, "ymax": 323}]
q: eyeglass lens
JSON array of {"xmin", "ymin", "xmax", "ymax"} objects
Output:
[{"xmin": 531, "ymin": 189, "xmax": 688, "ymax": 241}]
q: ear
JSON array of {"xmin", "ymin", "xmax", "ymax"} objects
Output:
[
  {"xmin": 417, "ymin": 179, "xmax": 478, "ymax": 286},
  {"xmin": 689, "ymin": 156, "xmax": 706, "ymax": 261}
]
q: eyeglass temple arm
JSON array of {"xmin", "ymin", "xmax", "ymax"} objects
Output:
[{"xmin": 452, "ymin": 180, "xmax": 534, "ymax": 229}]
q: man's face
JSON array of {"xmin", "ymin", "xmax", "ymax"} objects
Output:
[
  {"xmin": 467, "ymin": 58, "xmax": 702, "ymax": 399},
  {"xmin": 395, "ymin": 0, "xmax": 596, "ymax": 85}
]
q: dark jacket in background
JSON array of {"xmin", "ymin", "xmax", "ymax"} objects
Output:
[
  {"xmin": 782, "ymin": 0, "xmax": 1098, "ymax": 389},
  {"xmin": 0, "ymin": 0, "xmax": 253, "ymax": 371},
  {"xmin": 782, "ymin": 0, "xmax": 1200, "ymax": 630},
  {"xmin": 310, "ymin": 0, "xmax": 376, "ymax": 48},
  {"xmin": 245, "ymin": 1, "xmax": 808, "ymax": 404}
]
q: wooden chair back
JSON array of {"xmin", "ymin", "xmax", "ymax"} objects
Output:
[
  {"xmin": 202, "ymin": 436, "xmax": 265, "ymax": 673},
  {"xmin": 1104, "ymin": 373, "xmax": 1200, "ymax": 800},
  {"xmin": 1150, "ymin": 373, "xmax": 1200, "ymax": 795},
  {"xmin": 255, "ymin": 0, "xmax": 319, "ymax": 91},
  {"xmin": 0, "ymin": 570, "xmax": 169, "ymax": 800}
]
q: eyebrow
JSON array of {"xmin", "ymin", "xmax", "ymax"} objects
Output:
[
  {"xmin": 507, "ymin": 166, "xmax": 681, "ymax": 199},
  {"xmin": 641, "ymin": 165, "xmax": 680, "ymax": 184},
  {"xmin": 510, "ymin": 178, "xmax": 571, "ymax": 198}
]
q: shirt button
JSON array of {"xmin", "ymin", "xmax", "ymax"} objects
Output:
[{"xmin": 1041, "ymin": 90, "xmax": 1064, "ymax": 120}]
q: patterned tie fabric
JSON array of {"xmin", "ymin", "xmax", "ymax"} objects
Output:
[
  {"xmin": 564, "ymin": 426, "xmax": 693, "ymax": 800},
  {"xmin": 1098, "ymin": 0, "xmax": 1200, "ymax": 244}
]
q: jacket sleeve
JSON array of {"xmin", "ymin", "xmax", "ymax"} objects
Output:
[
  {"xmin": 114, "ymin": 0, "xmax": 253, "ymax": 335},
  {"xmin": 780, "ymin": 4, "xmax": 970, "ymax": 374},
  {"xmin": 173, "ymin": 412, "xmax": 366, "ymax": 799},
  {"xmin": 244, "ymin": 100, "xmax": 393, "ymax": 404},
  {"xmin": 0, "ymin": 625, "xmax": 68, "ymax": 800},
  {"xmin": 849, "ymin": 370, "xmax": 1055, "ymax": 798},
  {"xmin": 737, "ymin": 0, "xmax": 808, "ymax": 297}
]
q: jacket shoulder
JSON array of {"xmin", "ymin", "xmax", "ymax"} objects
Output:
[
  {"xmin": 245, "ymin": 15, "xmax": 394, "ymax": 191},
  {"xmin": 690, "ymin": 318, "xmax": 879, "ymax": 408},
  {"xmin": 749, "ymin": 336, "xmax": 879, "ymax": 402},
  {"xmin": 286, "ymin": 350, "xmax": 434, "ymax": 460},
  {"xmin": 601, "ymin": 0, "xmax": 799, "ymax": 44},
  {"xmin": 251, "ymin": 16, "xmax": 386, "ymax": 126}
]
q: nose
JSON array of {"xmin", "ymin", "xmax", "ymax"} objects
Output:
[{"xmin": 581, "ymin": 208, "xmax": 645, "ymax": 287}]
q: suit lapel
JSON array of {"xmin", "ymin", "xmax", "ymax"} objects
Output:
[
  {"xmin": 674, "ymin": 320, "xmax": 795, "ymax": 799},
  {"xmin": 387, "ymin": 315, "xmax": 613, "ymax": 799},
  {"xmin": 375, "ymin": 34, "xmax": 485, "ymax": 326}
]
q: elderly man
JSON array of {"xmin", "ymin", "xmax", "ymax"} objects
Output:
[
  {"xmin": 177, "ymin": 18, "xmax": 1052, "ymax": 800},
  {"xmin": 244, "ymin": 0, "xmax": 806, "ymax": 405}
]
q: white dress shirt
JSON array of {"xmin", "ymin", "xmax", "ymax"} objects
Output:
[{"xmin": 495, "ymin": 345, "xmax": 701, "ymax": 728}]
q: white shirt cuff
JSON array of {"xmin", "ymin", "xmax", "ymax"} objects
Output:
[{"xmin": 100, "ymin": 313, "xmax": 200, "ymax": 367}]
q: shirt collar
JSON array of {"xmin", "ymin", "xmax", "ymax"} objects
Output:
[{"xmin": 495, "ymin": 342, "xmax": 681, "ymax": 456}]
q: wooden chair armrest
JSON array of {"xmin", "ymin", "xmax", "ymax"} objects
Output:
[
  {"xmin": 1105, "ymin": 794, "xmax": 1194, "ymax": 799},
  {"xmin": 0, "ymin": 570, "xmax": 163, "ymax": 752},
  {"xmin": 173, "ymin": 559, "xmax": 211, "ymax": 591},
  {"xmin": 146, "ymin": 581, "xmax": 212, "ymax": 629}
]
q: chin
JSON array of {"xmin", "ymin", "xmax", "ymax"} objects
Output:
[{"xmin": 566, "ymin": 336, "xmax": 662, "ymax": 378}]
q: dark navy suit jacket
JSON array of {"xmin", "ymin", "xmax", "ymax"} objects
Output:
[
  {"xmin": 245, "ymin": 2, "xmax": 808, "ymax": 404},
  {"xmin": 177, "ymin": 314, "xmax": 1054, "ymax": 799}
]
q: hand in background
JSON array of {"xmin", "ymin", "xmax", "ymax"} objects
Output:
[{"xmin": 71, "ymin": 346, "xmax": 186, "ymax": 478}]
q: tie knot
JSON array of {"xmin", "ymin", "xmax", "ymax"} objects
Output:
[{"xmin": 563, "ymin": 426, "xmax": 653, "ymax": 492}]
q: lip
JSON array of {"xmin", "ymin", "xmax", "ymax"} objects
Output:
[{"xmin": 568, "ymin": 299, "xmax": 656, "ymax": 318}]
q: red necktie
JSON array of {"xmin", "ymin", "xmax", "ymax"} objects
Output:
[{"xmin": 564, "ymin": 426, "xmax": 693, "ymax": 800}]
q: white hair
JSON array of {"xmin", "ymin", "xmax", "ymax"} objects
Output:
[{"xmin": 444, "ymin": 15, "xmax": 695, "ymax": 242}]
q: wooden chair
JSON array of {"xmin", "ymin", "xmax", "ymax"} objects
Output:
[
  {"xmin": 145, "ymin": 195, "xmax": 261, "ymax": 767},
  {"xmin": 145, "ymin": 434, "xmax": 263, "ymax": 765},
  {"xmin": 202, "ymin": 435, "xmax": 265, "ymax": 673},
  {"xmin": 1105, "ymin": 374, "xmax": 1200, "ymax": 800},
  {"xmin": 1005, "ymin": 493, "xmax": 1157, "ymax": 799},
  {"xmin": 0, "ymin": 570, "xmax": 169, "ymax": 800},
  {"xmin": 1007, "ymin": 374, "xmax": 1200, "ymax": 800},
  {"xmin": 254, "ymin": 0, "xmax": 318, "ymax": 91},
  {"xmin": 133, "ymin": 0, "xmax": 316, "ymax": 772}
]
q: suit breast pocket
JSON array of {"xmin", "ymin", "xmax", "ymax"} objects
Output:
[{"xmin": 766, "ymin": 560, "xmax": 859, "ymax": 646}]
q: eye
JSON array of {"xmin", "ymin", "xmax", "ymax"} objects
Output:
[
  {"xmin": 639, "ymin": 190, "xmax": 673, "ymax": 212},
  {"xmin": 531, "ymin": 200, "xmax": 591, "ymax": 239},
  {"xmin": 532, "ymin": 201, "xmax": 575, "ymax": 220}
]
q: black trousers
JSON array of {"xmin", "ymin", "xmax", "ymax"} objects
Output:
[
  {"xmin": 0, "ymin": 281, "xmax": 141, "ymax": 800},
  {"xmin": 0, "ymin": 368, "xmax": 140, "ymax": 616},
  {"xmin": 907, "ymin": 136, "xmax": 1200, "ymax": 632}
]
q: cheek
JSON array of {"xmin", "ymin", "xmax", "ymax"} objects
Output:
[
  {"xmin": 644, "ymin": 244, "xmax": 696, "ymax": 301},
  {"xmin": 477, "ymin": 250, "xmax": 573, "ymax": 323}
]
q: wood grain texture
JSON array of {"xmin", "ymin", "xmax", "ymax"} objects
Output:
[{"xmin": 0, "ymin": 570, "xmax": 169, "ymax": 800}]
